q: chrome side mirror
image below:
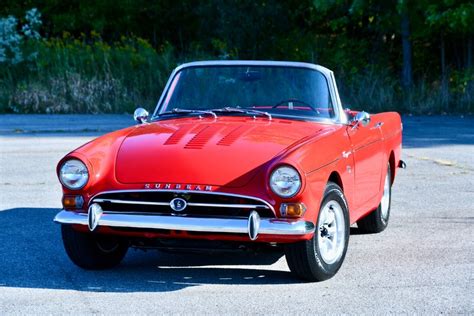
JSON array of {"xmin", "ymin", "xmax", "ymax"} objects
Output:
[
  {"xmin": 133, "ymin": 107, "xmax": 149, "ymax": 124},
  {"xmin": 351, "ymin": 111, "xmax": 370, "ymax": 128}
]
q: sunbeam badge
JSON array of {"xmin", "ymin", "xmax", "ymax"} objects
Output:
[{"xmin": 170, "ymin": 198, "xmax": 187, "ymax": 212}]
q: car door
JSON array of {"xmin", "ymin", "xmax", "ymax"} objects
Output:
[{"xmin": 346, "ymin": 120, "xmax": 384, "ymax": 211}]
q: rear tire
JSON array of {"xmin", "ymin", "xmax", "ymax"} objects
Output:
[
  {"xmin": 61, "ymin": 225, "xmax": 128, "ymax": 270},
  {"xmin": 284, "ymin": 182, "xmax": 350, "ymax": 281},
  {"xmin": 357, "ymin": 163, "xmax": 392, "ymax": 234}
]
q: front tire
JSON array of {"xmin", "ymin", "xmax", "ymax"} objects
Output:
[
  {"xmin": 61, "ymin": 225, "xmax": 128, "ymax": 270},
  {"xmin": 284, "ymin": 182, "xmax": 350, "ymax": 281},
  {"xmin": 357, "ymin": 163, "xmax": 392, "ymax": 234}
]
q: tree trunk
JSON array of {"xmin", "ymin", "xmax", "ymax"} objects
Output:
[
  {"xmin": 467, "ymin": 37, "xmax": 472, "ymax": 69},
  {"xmin": 467, "ymin": 37, "xmax": 473, "ymax": 112},
  {"xmin": 401, "ymin": 11, "xmax": 413, "ymax": 89},
  {"xmin": 440, "ymin": 35, "xmax": 449, "ymax": 110}
]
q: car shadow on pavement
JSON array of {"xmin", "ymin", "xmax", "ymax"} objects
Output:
[{"xmin": 0, "ymin": 208, "xmax": 302, "ymax": 293}]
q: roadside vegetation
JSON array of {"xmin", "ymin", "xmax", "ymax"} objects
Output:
[{"xmin": 0, "ymin": 1, "xmax": 473, "ymax": 114}]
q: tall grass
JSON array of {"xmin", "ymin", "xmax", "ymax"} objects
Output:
[
  {"xmin": 337, "ymin": 66, "xmax": 474, "ymax": 114},
  {"xmin": 0, "ymin": 35, "xmax": 177, "ymax": 113},
  {"xmin": 0, "ymin": 35, "xmax": 472, "ymax": 114}
]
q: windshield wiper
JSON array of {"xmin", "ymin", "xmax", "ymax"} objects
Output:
[
  {"xmin": 212, "ymin": 107, "xmax": 272, "ymax": 120},
  {"xmin": 158, "ymin": 108, "xmax": 217, "ymax": 118}
]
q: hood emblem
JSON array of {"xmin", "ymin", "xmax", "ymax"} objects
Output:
[
  {"xmin": 144, "ymin": 183, "xmax": 213, "ymax": 191},
  {"xmin": 170, "ymin": 198, "xmax": 187, "ymax": 212}
]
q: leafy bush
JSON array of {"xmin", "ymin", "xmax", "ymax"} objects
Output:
[
  {"xmin": 0, "ymin": 7, "xmax": 472, "ymax": 114},
  {"xmin": 0, "ymin": 12, "xmax": 178, "ymax": 113}
]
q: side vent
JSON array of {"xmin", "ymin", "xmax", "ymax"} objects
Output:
[
  {"xmin": 217, "ymin": 125, "xmax": 247, "ymax": 146},
  {"xmin": 164, "ymin": 125, "xmax": 194, "ymax": 145},
  {"xmin": 185, "ymin": 125, "xmax": 222, "ymax": 149}
]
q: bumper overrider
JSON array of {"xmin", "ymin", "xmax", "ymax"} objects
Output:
[{"xmin": 54, "ymin": 203, "xmax": 315, "ymax": 241}]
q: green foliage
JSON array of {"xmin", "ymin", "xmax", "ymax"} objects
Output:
[
  {"xmin": 0, "ymin": 8, "xmax": 41, "ymax": 65},
  {"xmin": 426, "ymin": 1, "xmax": 474, "ymax": 34},
  {"xmin": 0, "ymin": 15, "xmax": 23, "ymax": 64},
  {"xmin": 1, "ymin": 30, "xmax": 177, "ymax": 113},
  {"xmin": 0, "ymin": 2, "xmax": 473, "ymax": 114}
]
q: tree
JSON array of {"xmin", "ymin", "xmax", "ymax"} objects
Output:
[
  {"xmin": 398, "ymin": 0, "xmax": 413, "ymax": 89},
  {"xmin": 426, "ymin": 1, "xmax": 474, "ymax": 107}
]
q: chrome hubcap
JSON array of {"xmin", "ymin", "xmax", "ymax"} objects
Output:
[
  {"xmin": 381, "ymin": 170, "xmax": 390, "ymax": 223},
  {"xmin": 317, "ymin": 201, "xmax": 345, "ymax": 264}
]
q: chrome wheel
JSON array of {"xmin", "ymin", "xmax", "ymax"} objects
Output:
[
  {"xmin": 285, "ymin": 182, "xmax": 349, "ymax": 281},
  {"xmin": 380, "ymin": 170, "xmax": 391, "ymax": 223},
  {"xmin": 356, "ymin": 163, "xmax": 392, "ymax": 234},
  {"xmin": 317, "ymin": 200, "xmax": 346, "ymax": 265}
]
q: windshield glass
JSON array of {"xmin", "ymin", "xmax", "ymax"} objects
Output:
[{"xmin": 156, "ymin": 65, "xmax": 335, "ymax": 120}]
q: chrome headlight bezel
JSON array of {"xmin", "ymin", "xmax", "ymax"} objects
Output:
[
  {"xmin": 269, "ymin": 165, "xmax": 302, "ymax": 198},
  {"xmin": 59, "ymin": 159, "xmax": 89, "ymax": 190}
]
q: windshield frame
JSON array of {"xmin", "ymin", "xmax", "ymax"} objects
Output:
[{"xmin": 151, "ymin": 61, "xmax": 347, "ymax": 124}]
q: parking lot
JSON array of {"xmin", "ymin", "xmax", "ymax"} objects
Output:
[{"xmin": 0, "ymin": 114, "xmax": 473, "ymax": 314}]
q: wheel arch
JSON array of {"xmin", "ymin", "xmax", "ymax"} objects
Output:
[
  {"xmin": 328, "ymin": 171, "xmax": 344, "ymax": 192},
  {"xmin": 388, "ymin": 151, "xmax": 395, "ymax": 185}
]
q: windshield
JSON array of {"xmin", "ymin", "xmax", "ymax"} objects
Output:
[{"xmin": 155, "ymin": 65, "xmax": 335, "ymax": 120}]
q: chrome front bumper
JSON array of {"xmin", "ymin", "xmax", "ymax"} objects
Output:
[{"xmin": 53, "ymin": 208, "xmax": 315, "ymax": 241}]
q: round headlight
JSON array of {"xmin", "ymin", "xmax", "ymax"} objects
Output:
[
  {"xmin": 59, "ymin": 159, "xmax": 89, "ymax": 190},
  {"xmin": 269, "ymin": 166, "xmax": 302, "ymax": 198}
]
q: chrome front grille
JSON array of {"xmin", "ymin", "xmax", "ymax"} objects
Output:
[{"xmin": 90, "ymin": 190, "xmax": 275, "ymax": 218}]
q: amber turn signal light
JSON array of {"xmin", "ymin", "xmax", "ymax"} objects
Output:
[
  {"xmin": 280, "ymin": 203, "xmax": 306, "ymax": 217},
  {"xmin": 62, "ymin": 195, "xmax": 84, "ymax": 209}
]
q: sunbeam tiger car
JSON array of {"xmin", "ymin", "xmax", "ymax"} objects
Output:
[{"xmin": 54, "ymin": 60, "xmax": 404, "ymax": 281}]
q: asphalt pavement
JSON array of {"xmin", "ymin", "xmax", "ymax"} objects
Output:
[{"xmin": 0, "ymin": 114, "xmax": 473, "ymax": 314}]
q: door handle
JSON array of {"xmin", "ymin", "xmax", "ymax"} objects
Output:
[{"xmin": 372, "ymin": 122, "xmax": 384, "ymax": 129}]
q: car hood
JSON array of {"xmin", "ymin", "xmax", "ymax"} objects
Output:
[{"xmin": 115, "ymin": 117, "xmax": 326, "ymax": 187}]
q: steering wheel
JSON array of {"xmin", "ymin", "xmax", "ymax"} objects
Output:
[{"xmin": 272, "ymin": 99, "xmax": 318, "ymax": 112}]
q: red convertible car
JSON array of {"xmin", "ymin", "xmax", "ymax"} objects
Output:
[{"xmin": 54, "ymin": 61, "xmax": 404, "ymax": 281}]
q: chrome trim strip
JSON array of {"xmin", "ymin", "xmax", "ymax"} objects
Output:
[
  {"xmin": 90, "ymin": 190, "xmax": 275, "ymax": 212},
  {"xmin": 174, "ymin": 60, "xmax": 333, "ymax": 73},
  {"xmin": 93, "ymin": 198, "xmax": 270, "ymax": 210},
  {"xmin": 187, "ymin": 202, "xmax": 269, "ymax": 209},
  {"xmin": 94, "ymin": 198, "xmax": 169, "ymax": 206},
  {"xmin": 53, "ymin": 210, "xmax": 315, "ymax": 236},
  {"xmin": 329, "ymin": 71, "xmax": 347, "ymax": 124}
]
